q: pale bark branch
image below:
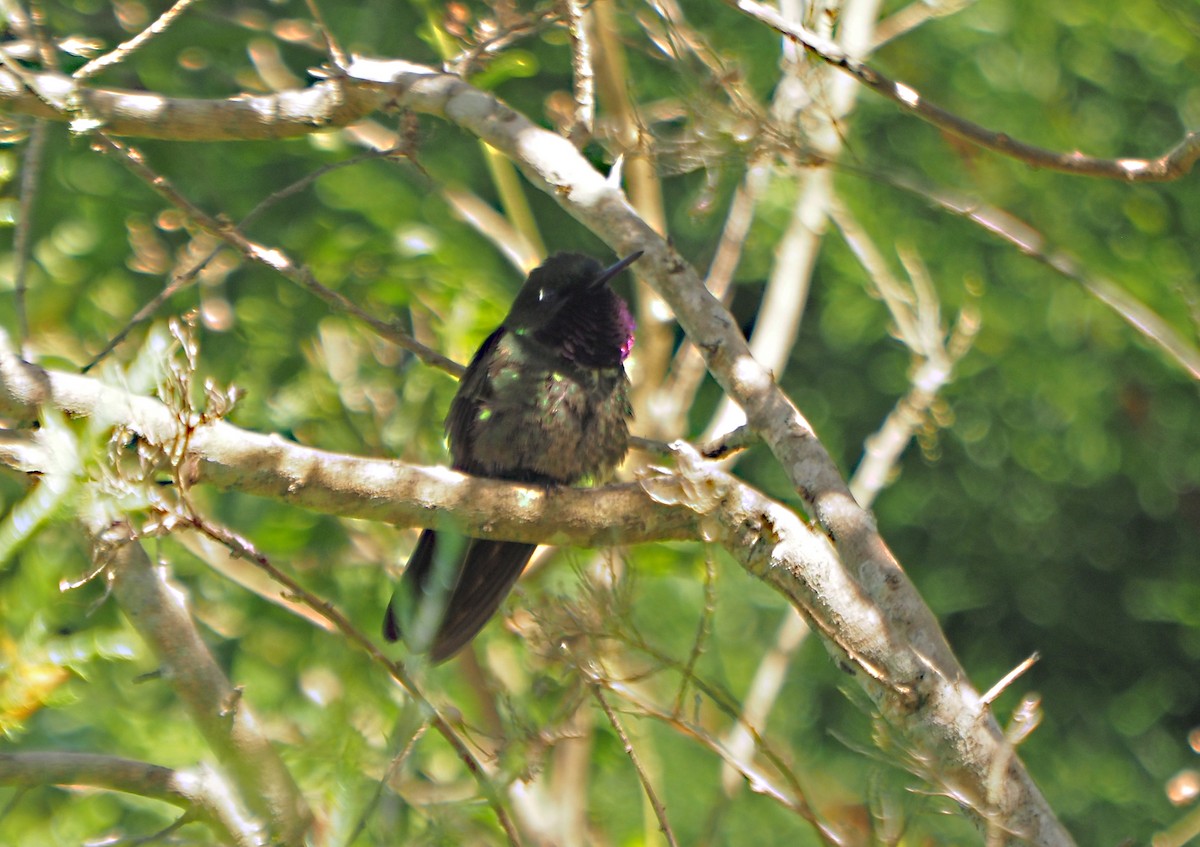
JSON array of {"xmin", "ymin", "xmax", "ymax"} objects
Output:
[
  {"xmin": 0, "ymin": 340, "xmax": 694, "ymax": 547},
  {"xmin": 0, "ymin": 334, "xmax": 1067, "ymax": 842},
  {"xmin": 0, "ymin": 64, "xmax": 377, "ymax": 140},
  {"xmin": 84, "ymin": 522, "xmax": 312, "ymax": 845},
  {"xmin": 0, "ymin": 751, "xmax": 264, "ymax": 847}
]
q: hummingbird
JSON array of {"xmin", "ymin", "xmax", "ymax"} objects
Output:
[{"xmin": 384, "ymin": 250, "xmax": 642, "ymax": 662}]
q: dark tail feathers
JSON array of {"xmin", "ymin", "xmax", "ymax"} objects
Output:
[{"xmin": 384, "ymin": 529, "xmax": 536, "ymax": 663}]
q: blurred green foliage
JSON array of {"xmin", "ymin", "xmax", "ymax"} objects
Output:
[{"xmin": 0, "ymin": 0, "xmax": 1198, "ymax": 844}]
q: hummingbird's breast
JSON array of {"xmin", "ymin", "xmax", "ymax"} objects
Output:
[{"xmin": 448, "ymin": 331, "xmax": 631, "ymax": 484}]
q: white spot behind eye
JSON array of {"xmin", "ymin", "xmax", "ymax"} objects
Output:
[{"xmin": 538, "ymin": 288, "xmax": 546, "ymax": 301}]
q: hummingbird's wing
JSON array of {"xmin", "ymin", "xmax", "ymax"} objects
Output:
[{"xmin": 445, "ymin": 327, "xmax": 505, "ymax": 468}]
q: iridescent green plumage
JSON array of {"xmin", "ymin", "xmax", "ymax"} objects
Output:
[{"xmin": 384, "ymin": 251, "xmax": 641, "ymax": 661}]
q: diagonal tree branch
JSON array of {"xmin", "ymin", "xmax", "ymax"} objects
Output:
[
  {"xmin": 83, "ymin": 519, "xmax": 312, "ymax": 845},
  {"xmin": 728, "ymin": 0, "xmax": 1200, "ymax": 181},
  {"xmin": 340, "ymin": 58, "xmax": 1072, "ymax": 846}
]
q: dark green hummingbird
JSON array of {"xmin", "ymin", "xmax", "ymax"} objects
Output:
[{"xmin": 384, "ymin": 250, "xmax": 642, "ymax": 662}]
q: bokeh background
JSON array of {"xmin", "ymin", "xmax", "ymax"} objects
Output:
[{"xmin": 1, "ymin": 0, "xmax": 1198, "ymax": 843}]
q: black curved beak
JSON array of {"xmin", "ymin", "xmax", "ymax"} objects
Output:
[{"xmin": 589, "ymin": 250, "xmax": 644, "ymax": 290}]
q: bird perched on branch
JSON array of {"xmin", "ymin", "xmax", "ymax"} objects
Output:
[{"xmin": 384, "ymin": 250, "xmax": 642, "ymax": 662}]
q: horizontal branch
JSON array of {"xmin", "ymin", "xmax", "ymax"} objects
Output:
[
  {"xmin": 0, "ymin": 335, "xmax": 695, "ymax": 547},
  {"xmin": 0, "ymin": 64, "xmax": 379, "ymax": 140},
  {"xmin": 0, "ymin": 332, "xmax": 1068, "ymax": 844}
]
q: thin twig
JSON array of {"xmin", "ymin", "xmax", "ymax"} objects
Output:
[
  {"xmin": 608, "ymin": 627, "xmax": 815, "ymax": 819},
  {"xmin": 344, "ymin": 719, "xmax": 431, "ymax": 847},
  {"xmin": 591, "ymin": 685, "xmax": 679, "ymax": 847},
  {"xmin": 876, "ymin": 168, "xmax": 1200, "ymax": 380},
  {"xmin": 89, "ymin": 134, "xmax": 463, "ymax": 376},
  {"xmin": 671, "ymin": 550, "xmax": 716, "ymax": 716},
  {"xmin": 303, "ymin": 0, "xmax": 349, "ymax": 70},
  {"xmin": 730, "ymin": 0, "xmax": 1200, "ymax": 181},
  {"xmin": 593, "ymin": 673, "xmax": 844, "ymax": 845},
  {"xmin": 74, "ymin": 0, "xmax": 203, "ymax": 80},
  {"xmin": 980, "ymin": 653, "xmax": 1041, "ymax": 708},
  {"xmin": 444, "ymin": 10, "xmax": 559, "ymax": 78},
  {"xmin": 85, "ymin": 145, "xmax": 410, "ymax": 371},
  {"xmin": 872, "ymin": 0, "xmax": 974, "ymax": 49},
  {"xmin": 644, "ymin": 0, "xmax": 765, "ymax": 122}
]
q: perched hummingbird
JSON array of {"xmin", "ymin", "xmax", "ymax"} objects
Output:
[{"xmin": 384, "ymin": 251, "xmax": 642, "ymax": 662}]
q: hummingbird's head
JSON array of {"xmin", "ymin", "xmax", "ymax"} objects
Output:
[
  {"xmin": 505, "ymin": 250, "xmax": 642, "ymax": 366},
  {"xmin": 506, "ymin": 251, "xmax": 642, "ymax": 332}
]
